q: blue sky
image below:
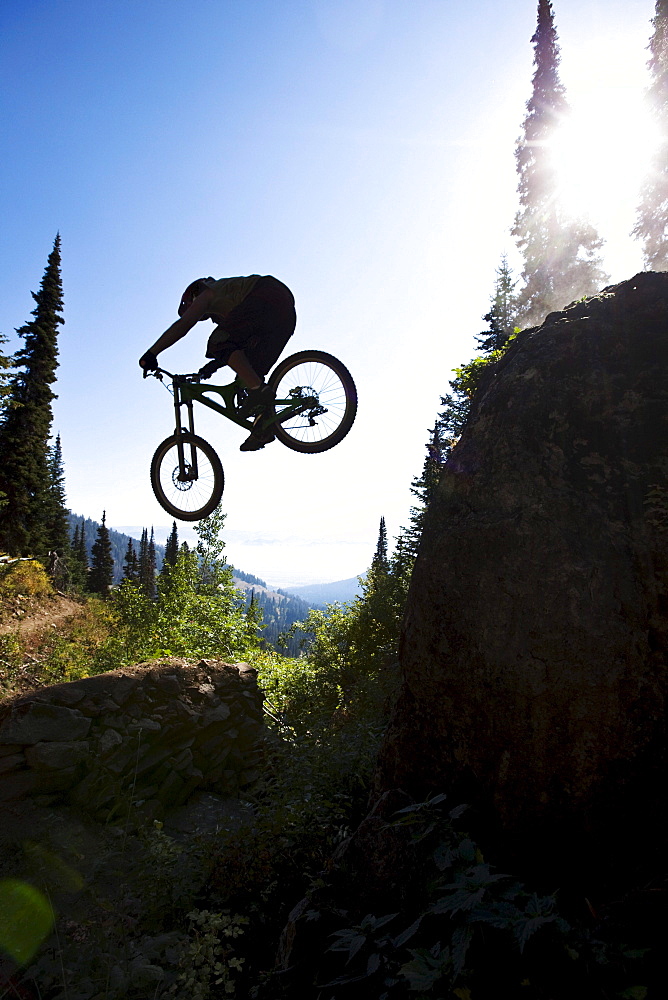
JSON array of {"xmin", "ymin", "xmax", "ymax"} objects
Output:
[{"xmin": 0, "ymin": 0, "xmax": 656, "ymax": 586}]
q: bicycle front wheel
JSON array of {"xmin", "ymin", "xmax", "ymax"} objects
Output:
[
  {"xmin": 150, "ymin": 433, "xmax": 224, "ymax": 521},
  {"xmin": 267, "ymin": 351, "xmax": 357, "ymax": 453}
]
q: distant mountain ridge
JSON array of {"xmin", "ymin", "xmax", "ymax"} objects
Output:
[
  {"xmin": 70, "ymin": 514, "xmax": 365, "ymax": 606},
  {"xmin": 283, "ymin": 576, "xmax": 362, "ymax": 606},
  {"xmin": 232, "ymin": 568, "xmax": 316, "ymax": 655}
]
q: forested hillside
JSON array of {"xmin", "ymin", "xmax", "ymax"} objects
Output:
[
  {"xmin": 66, "ymin": 515, "xmax": 321, "ymax": 653},
  {"xmin": 67, "ymin": 513, "xmax": 166, "ymax": 583},
  {"xmin": 232, "ymin": 568, "xmax": 317, "ymax": 655}
]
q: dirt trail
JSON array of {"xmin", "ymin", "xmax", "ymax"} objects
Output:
[{"xmin": 0, "ymin": 594, "xmax": 84, "ymax": 638}]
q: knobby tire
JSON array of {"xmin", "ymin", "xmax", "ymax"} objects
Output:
[
  {"xmin": 150, "ymin": 432, "xmax": 224, "ymax": 521},
  {"xmin": 267, "ymin": 350, "xmax": 357, "ymax": 453}
]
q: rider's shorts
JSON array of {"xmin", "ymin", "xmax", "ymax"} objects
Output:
[{"xmin": 205, "ymin": 276, "xmax": 296, "ymax": 378}]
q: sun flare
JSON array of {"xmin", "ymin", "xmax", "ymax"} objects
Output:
[{"xmin": 548, "ymin": 86, "xmax": 659, "ymax": 228}]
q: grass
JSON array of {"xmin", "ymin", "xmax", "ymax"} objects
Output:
[{"xmin": 0, "ymin": 597, "xmax": 113, "ymax": 702}]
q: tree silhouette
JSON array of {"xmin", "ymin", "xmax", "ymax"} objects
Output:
[
  {"xmin": 122, "ymin": 537, "xmax": 139, "ymax": 584},
  {"xmin": 371, "ymin": 517, "xmax": 389, "ymax": 575},
  {"xmin": 88, "ymin": 511, "xmax": 114, "ymax": 597},
  {"xmin": 69, "ymin": 518, "xmax": 89, "ymax": 591},
  {"xmin": 45, "ymin": 433, "xmax": 70, "ymax": 556},
  {"xmin": 0, "ymin": 335, "xmax": 12, "ymax": 411},
  {"xmin": 475, "ymin": 255, "xmax": 518, "ymax": 354},
  {"xmin": 164, "ymin": 521, "xmax": 179, "ymax": 568},
  {"xmin": 633, "ymin": 0, "xmax": 668, "ymax": 269},
  {"xmin": 0, "ymin": 235, "xmax": 64, "ymax": 555},
  {"xmin": 512, "ymin": 1, "xmax": 606, "ymax": 327},
  {"xmin": 139, "ymin": 526, "xmax": 157, "ymax": 598}
]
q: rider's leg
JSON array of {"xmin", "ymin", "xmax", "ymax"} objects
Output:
[
  {"xmin": 226, "ymin": 349, "xmax": 263, "ymax": 389},
  {"xmin": 231, "ymin": 349, "xmax": 276, "ymax": 421}
]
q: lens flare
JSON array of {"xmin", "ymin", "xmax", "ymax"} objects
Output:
[{"xmin": 548, "ymin": 87, "xmax": 660, "ymax": 226}]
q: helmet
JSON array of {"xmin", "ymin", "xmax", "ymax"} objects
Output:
[{"xmin": 178, "ymin": 277, "xmax": 216, "ymax": 318}]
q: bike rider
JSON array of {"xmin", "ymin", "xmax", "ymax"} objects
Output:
[{"xmin": 139, "ymin": 275, "xmax": 296, "ymax": 451}]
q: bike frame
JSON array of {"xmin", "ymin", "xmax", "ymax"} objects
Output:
[{"xmin": 154, "ymin": 369, "xmax": 319, "ymax": 479}]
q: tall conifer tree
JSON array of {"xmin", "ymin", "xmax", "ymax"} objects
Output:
[
  {"xmin": 75, "ymin": 518, "xmax": 88, "ymax": 569},
  {"xmin": 403, "ymin": 259, "xmax": 520, "ymax": 560},
  {"xmin": 403, "ymin": 424, "xmax": 450, "ymax": 561},
  {"xmin": 122, "ymin": 538, "xmax": 139, "ymax": 584},
  {"xmin": 512, "ymin": 2, "xmax": 606, "ymax": 327},
  {"xmin": 88, "ymin": 511, "xmax": 114, "ymax": 596},
  {"xmin": 147, "ymin": 527, "xmax": 157, "ymax": 598},
  {"xmin": 0, "ymin": 236, "xmax": 64, "ymax": 555},
  {"xmin": 371, "ymin": 517, "xmax": 389, "ymax": 575},
  {"xmin": 158, "ymin": 521, "xmax": 179, "ymax": 592},
  {"xmin": 164, "ymin": 521, "xmax": 179, "ymax": 568},
  {"xmin": 69, "ymin": 522, "xmax": 88, "ymax": 591},
  {"xmin": 475, "ymin": 255, "xmax": 518, "ymax": 354},
  {"xmin": 44, "ymin": 433, "xmax": 70, "ymax": 555},
  {"xmin": 138, "ymin": 528, "xmax": 148, "ymax": 579},
  {"xmin": 0, "ymin": 334, "xmax": 13, "ymax": 412},
  {"xmin": 139, "ymin": 526, "xmax": 157, "ymax": 598},
  {"xmin": 633, "ymin": 0, "xmax": 668, "ymax": 269}
]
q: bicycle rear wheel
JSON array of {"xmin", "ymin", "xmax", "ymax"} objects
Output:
[
  {"xmin": 150, "ymin": 433, "xmax": 224, "ymax": 521},
  {"xmin": 267, "ymin": 351, "xmax": 357, "ymax": 453}
]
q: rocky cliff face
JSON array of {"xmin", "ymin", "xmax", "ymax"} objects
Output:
[{"xmin": 377, "ymin": 272, "xmax": 668, "ymax": 858}]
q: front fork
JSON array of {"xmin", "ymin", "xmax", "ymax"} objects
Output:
[{"xmin": 173, "ymin": 382, "xmax": 198, "ymax": 481}]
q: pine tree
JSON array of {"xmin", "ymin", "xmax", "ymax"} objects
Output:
[
  {"xmin": 146, "ymin": 528, "xmax": 157, "ymax": 599},
  {"xmin": 403, "ymin": 424, "xmax": 448, "ymax": 560},
  {"xmin": 0, "ymin": 336, "xmax": 13, "ymax": 518},
  {"xmin": 633, "ymin": 0, "xmax": 668, "ymax": 269},
  {"xmin": 158, "ymin": 521, "xmax": 180, "ymax": 592},
  {"xmin": 138, "ymin": 527, "xmax": 157, "ymax": 598},
  {"xmin": 76, "ymin": 518, "xmax": 88, "ymax": 568},
  {"xmin": 44, "ymin": 434, "xmax": 70, "ymax": 555},
  {"xmin": 69, "ymin": 521, "xmax": 88, "ymax": 591},
  {"xmin": 512, "ymin": 2, "xmax": 606, "ymax": 327},
  {"xmin": 371, "ymin": 517, "xmax": 389, "ymax": 575},
  {"xmin": 475, "ymin": 255, "xmax": 518, "ymax": 354},
  {"xmin": 164, "ymin": 521, "xmax": 179, "ymax": 568},
  {"xmin": 122, "ymin": 538, "xmax": 139, "ymax": 584},
  {"xmin": 246, "ymin": 591, "xmax": 263, "ymax": 639},
  {"xmin": 403, "ymin": 259, "xmax": 522, "ymax": 560},
  {"xmin": 0, "ymin": 334, "xmax": 13, "ymax": 411},
  {"xmin": 0, "ymin": 235, "xmax": 65, "ymax": 556},
  {"xmin": 342, "ymin": 527, "xmax": 414, "ymax": 678},
  {"xmin": 88, "ymin": 511, "xmax": 114, "ymax": 597},
  {"xmin": 138, "ymin": 528, "xmax": 148, "ymax": 581}
]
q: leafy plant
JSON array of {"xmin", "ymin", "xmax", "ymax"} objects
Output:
[
  {"xmin": 0, "ymin": 558, "xmax": 52, "ymax": 597},
  {"xmin": 169, "ymin": 909, "xmax": 248, "ymax": 998},
  {"xmin": 451, "ymin": 334, "xmax": 517, "ymax": 400},
  {"xmin": 312, "ymin": 792, "xmax": 654, "ymax": 999}
]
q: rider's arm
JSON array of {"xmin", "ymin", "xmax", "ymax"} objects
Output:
[{"xmin": 140, "ymin": 287, "xmax": 215, "ymax": 366}]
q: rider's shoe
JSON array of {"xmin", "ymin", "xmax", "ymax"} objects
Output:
[
  {"xmin": 240, "ymin": 427, "xmax": 275, "ymax": 451},
  {"xmin": 236, "ymin": 381, "xmax": 275, "ymax": 419}
]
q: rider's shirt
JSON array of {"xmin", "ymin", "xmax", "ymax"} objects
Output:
[{"xmin": 207, "ymin": 275, "xmax": 262, "ymax": 322}]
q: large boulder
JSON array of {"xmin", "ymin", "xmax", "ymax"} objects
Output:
[{"xmin": 377, "ymin": 273, "xmax": 668, "ymax": 862}]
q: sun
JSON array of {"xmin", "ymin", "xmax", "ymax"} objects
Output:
[{"xmin": 548, "ymin": 87, "xmax": 659, "ymax": 227}]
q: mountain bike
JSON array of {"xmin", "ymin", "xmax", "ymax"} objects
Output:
[{"xmin": 146, "ymin": 350, "xmax": 357, "ymax": 521}]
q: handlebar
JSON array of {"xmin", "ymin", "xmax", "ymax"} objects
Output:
[
  {"xmin": 144, "ymin": 360, "xmax": 230, "ymax": 383},
  {"xmin": 144, "ymin": 366, "xmax": 203, "ymax": 383}
]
